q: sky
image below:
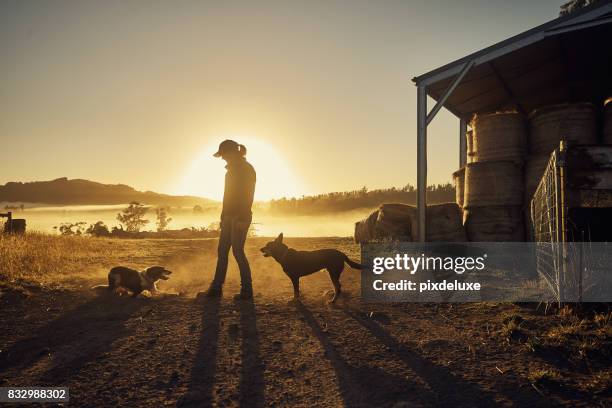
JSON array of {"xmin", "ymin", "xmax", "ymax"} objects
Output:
[{"xmin": 0, "ymin": 0, "xmax": 566, "ymax": 200}]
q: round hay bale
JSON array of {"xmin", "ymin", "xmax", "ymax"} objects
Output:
[
  {"xmin": 524, "ymin": 154, "xmax": 551, "ymax": 203},
  {"xmin": 466, "ymin": 130, "xmax": 475, "ymax": 162},
  {"xmin": 377, "ymin": 204, "xmax": 411, "ymax": 239},
  {"xmin": 376, "ymin": 204, "xmax": 412, "ymax": 240},
  {"xmin": 453, "ymin": 167, "xmax": 465, "ymax": 208},
  {"xmin": 472, "ymin": 112, "xmax": 526, "ymax": 163},
  {"xmin": 529, "ymin": 103, "xmax": 597, "ymax": 154},
  {"xmin": 354, "ymin": 210, "xmax": 379, "ymax": 243},
  {"xmin": 604, "ymin": 98, "xmax": 612, "ymax": 144},
  {"xmin": 464, "ymin": 161, "xmax": 523, "ymax": 207},
  {"xmin": 463, "ymin": 206, "xmax": 525, "ymax": 242},
  {"xmin": 405, "ymin": 203, "xmax": 466, "ymax": 242}
]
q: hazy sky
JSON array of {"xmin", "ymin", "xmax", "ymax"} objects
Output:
[{"xmin": 0, "ymin": 0, "xmax": 565, "ymax": 200}]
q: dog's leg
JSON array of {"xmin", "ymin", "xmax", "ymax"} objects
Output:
[
  {"xmin": 328, "ymin": 268, "xmax": 342, "ymax": 303},
  {"xmin": 291, "ymin": 277, "xmax": 300, "ymax": 299}
]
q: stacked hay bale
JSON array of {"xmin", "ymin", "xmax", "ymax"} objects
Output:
[
  {"xmin": 453, "ymin": 167, "xmax": 465, "ymax": 208},
  {"xmin": 604, "ymin": 98, "xmax": 612, "ymax": 144},
  {"xmin": 406, "ymin": 203, "xmax": 466, "ymax": 242},
  {"xmin": 525, "ymin": 103, "xmax": 597, "ymax": 201},
  {"xmin": 466, "ymin": 130, "xmax": 475, "ymax": 163},
  {"xmin": 524, "ymin": 103, "xmax": 597, "ymax": 239},
  {"xmin": 463, "ymin": 112, "xmax": 527, "ymax": 241},
  {"xmin": 354, "ymin": 203, "xmax": 466, "ymax": 242}
]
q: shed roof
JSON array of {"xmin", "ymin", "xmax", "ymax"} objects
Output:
[{"xmin": 412, "ymin": 1, "xmax": 612, "ymax": 121}]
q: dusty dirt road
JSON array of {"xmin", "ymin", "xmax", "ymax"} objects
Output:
[{"xmin": 0, "ymin": 237, "xmax": 609, "ymax": 407}]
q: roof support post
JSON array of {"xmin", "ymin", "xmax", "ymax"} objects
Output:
[
  {"xmin": 417, "ymin": 85, "xmax": 427, "ymax": 242},
  {"xmin": 459, "ymin": 118, "xmax": 467, "ymax": 167},
  {"xmin": 426, "ymin": 60, "xmax": 474, "ymax": 125}
]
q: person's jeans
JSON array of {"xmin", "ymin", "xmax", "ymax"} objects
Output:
[{"xmin": 210, "ymin": 215, "xmax": 253, "ymax": 293}]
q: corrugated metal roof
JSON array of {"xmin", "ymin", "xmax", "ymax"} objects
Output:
[{"xmin": 413, "ymin": 1, "xmax": 612, "ymax": 121}]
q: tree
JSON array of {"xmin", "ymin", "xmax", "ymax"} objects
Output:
[
  {"xmin": 560, "ymin": 0, "xmax": 600, "ymax": 16},
  {"xmin": 155, "ymin": 207, "xmax": 172, "ymax": 232},
  {"xmin": 86, "ymin": 221, "xmax": 110, "ymax": 237},
  {"xmin": 54, "ymin": 221, "xmax": 87, "ymax": 235},
  {"xmin": 116, "ymin": 201, "xmax": 149, "ymax": 232}
]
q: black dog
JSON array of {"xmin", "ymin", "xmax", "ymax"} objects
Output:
[
  {"xmin": 92, "ymin": 266, "xmax": 172, "ymax": 297},
  {"xmin": 261, "ymin": 233, "xmax": 363, "ymax": 302}
]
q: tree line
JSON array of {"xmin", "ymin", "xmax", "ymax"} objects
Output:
[{"xmin": 267, "ymin": 184, "xmax": 455, "ymax": 215}]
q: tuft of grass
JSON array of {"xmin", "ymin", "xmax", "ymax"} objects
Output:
[
  {"xmin": 500, "ymin": 314, "xmax": 528, "ymax": 344},
  {"xmin": 527, "ymin": 368, "xmax": 561, "ymax": 387},
  {"xmin": 593, "ymin": 312, "xmax": 611, "ymax": 329},
  {"xmin": 584, "ymin": 370, "xmax": 612, "ymax": 395},
  {"xmin": 546, "ymin": 319, "xmax": 587, "ymax": 341}
]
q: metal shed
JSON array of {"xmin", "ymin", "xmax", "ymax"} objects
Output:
[{"xmin": 412, "ymin": 0, "xmax": 612, "ymax": 242}]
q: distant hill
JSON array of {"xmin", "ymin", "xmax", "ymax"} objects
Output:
[{"xmin": 0, "ymin": 178, "xmax": 216, "ymax": 207}]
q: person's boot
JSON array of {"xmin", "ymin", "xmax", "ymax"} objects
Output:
[
  {"xmin": 205, "ymin": 285, "xmax": 223, "ymax": 298},
  {"xmin": 233, "ymin": 288, "xmax": 253, "ymax": 301}
]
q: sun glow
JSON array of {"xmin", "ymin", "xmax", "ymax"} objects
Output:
[{"xmin": 175, "ymin": 137, "xmax": 306, "ymax": 201}]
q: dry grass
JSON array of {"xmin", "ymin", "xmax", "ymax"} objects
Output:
[
  {"xmin": 500, "ymin": 314, "xmax": 528, "ymax": 344},
  {"xmin": 0, "ymin": 232, "xmax": 177, "ymax": 286},
  {"xmin": 527, "ymin": 368, "xmax": 561, "ymax": 386}
]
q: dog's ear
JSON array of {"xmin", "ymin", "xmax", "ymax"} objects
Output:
[{"xmin": 275, "ymin": 233, "xmax": 283, "ymax": 243}]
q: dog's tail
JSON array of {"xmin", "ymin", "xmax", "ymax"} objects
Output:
[{"xmin": 343, "ymin": 254, "xmax": 364, "ymax": 270}]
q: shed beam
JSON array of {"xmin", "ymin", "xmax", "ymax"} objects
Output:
[
  {"xmin": 417, "ymin": 85, "xmax": 427, "ymax": 242},
  {"xmin": 426, "ymin": 60, "xmax": 474, "ymax": 125},
  {"xmin": 488, "ymin": 61, "xmax": 526, "ymax": 115}
]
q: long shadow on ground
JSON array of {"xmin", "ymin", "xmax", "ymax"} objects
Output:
[
  {"xmin": 177, "ymin": 296, "xmax": 222, "ymax": 408},
  {"xmin": 343, "ymin": 305, "xmax": 551, "ymax": 407},
  {"xmin": 0, "ymin": 294, "xmax": 148, "ymax": 385},
  {"xmin": 238, "ymin": 299, "xmax": 265, "ymax": 407},
  {"xmin": 295, "ymin": 300, "xmax": 438, "ymax": 407}
]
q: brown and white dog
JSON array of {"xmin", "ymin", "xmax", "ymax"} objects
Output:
[
  {"xmin": 92, "ymin": 266, "xmax": 172, "ymax": 297},
  {"xmin": 261, "ymin": 233, "xmax": 363, "ymax": 302}
]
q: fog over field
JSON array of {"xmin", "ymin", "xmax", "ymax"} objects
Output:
[{"xmin": 5, "ymin": 204, "xmax": 373, "ymax": 237}]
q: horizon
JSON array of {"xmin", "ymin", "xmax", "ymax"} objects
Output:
[
  {"xmin": 0, "ymin": 175, "xmax": 453, "ymax": 204},
  {"xmin": 1, "ymin": 0, "xmax": 565, "ymax": 200}
]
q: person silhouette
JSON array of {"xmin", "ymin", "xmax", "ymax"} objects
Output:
[{"xmin": 206, "ymin": 139, "xmax": 256, "ymax": 300}]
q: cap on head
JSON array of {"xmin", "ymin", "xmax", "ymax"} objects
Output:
[{"xmin": 213, "ymin": 139, "xmax": 240, "ymax": 158}]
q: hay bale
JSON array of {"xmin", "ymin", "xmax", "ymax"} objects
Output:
[
  {"xmin": 463, "ymin": 206, "xmax": 525, "ymax": 242},
  {"xmin": 529, "ymin": 103, "xmax": 597, "ymax": 154},
  {"xmin": 453, "ymin": 167, "xmax": 465, "ymax": 208},
  {"xmin": 466, "ymin": 130, "xmax": 475, "ymax": 163},
  {"xmin": 604, "ymin": 98, "xmax": 612, "ymax": 144},
  {"xmin": 401, "ymin": 203, "xmax": 466, "ymax": 242},
  {"xmin": 354, "ymin": 203, "xmax": 465, "ymax": 242},
  {"xmin": 377, "ymin": 204, "xmax": 412, "ymax": 240},
  {"xmin": 354, "ymin": 209, "xmax": 380, "ymax": 243},
  {"xmin": 464, "ymin": 161, "xmax": 523, "ymax": 207},
  {"xmin": 524, "ymin": 154, "xmax": 552, "ymax": 203},
  {"xmin": 379, "ymin": 203, "xmax": 467, "ymax": 242},
  {"xmin": 472, "ymin": 112, "xmax": 526, "ymax": 163}
]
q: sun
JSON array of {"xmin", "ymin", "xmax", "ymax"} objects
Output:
[{"xmin": 175, "ymin": 137, "xmax": 306, "ymax": 201}]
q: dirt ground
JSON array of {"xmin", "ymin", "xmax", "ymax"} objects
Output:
[{"xmin": 0, "ymin": 237, "xmax": 610, "ymax": 407}]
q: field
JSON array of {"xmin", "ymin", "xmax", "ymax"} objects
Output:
[{"xmin": 0, "ymin": 234, "xmax": 610, "ymax": 407}]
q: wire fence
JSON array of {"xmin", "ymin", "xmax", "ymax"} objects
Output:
[
  {"xmin": 530, "ymin": 142, "xmax": 612, "ymax": 303},
  {"xmin": 531, "ymin": 150, "xmax": 564, "ymax": 303}
]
